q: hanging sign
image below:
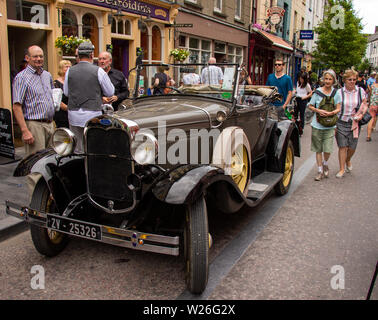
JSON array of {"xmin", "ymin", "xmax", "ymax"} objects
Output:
[
  {"xmin": 299, "ymin": 30, "xmax": 314, "ymax": 40},
  {"xmin": 266, "ymin": 7, "xmax": 285, "ymax": 26}
]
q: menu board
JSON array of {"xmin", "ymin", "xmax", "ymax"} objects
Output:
[{"xmin": 0, "ymin": 108, "xmax": 16, "ymax": 160}]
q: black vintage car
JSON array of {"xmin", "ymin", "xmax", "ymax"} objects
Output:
[{"xmin": 6, "ymin": 63, "xmax": 300, "ymax": 294}]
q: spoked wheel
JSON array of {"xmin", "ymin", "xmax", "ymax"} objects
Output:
[
  {"xmin": 230, "ymin": 145, "xmax": 250, "ymax": 193},
  {"xmin": 184, "ymin": 195, "xmax": 209, "ymax": 294},
  {"xmin": 30, "ymin": 182, "xmax": 69, "ymax": 257},
  {"xmin": 274, "ymin": 140, "xmax": 295, "ymax": 195}
]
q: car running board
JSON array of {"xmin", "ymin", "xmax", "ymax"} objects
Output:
[{"xmin": 246, "ymin": 171, "xmax": 283, "ymax": 205}]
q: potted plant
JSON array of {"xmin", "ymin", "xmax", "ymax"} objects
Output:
[
  {"xmin": 55, "ymin": 35, "xmax": 89, "ymax": 56},
  {"xmin": 169, "ymin": 48, "xmax": 190, "ymax": 62}
]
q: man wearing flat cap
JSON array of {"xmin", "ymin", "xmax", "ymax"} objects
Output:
[{"xmin": 64, "ymin": 41, "xmax": 114, "ymax": 153}]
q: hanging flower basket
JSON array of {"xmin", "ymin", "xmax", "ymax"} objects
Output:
[
  {"xmin": 170, "ymin": 48, "xmax": 190, "ymax": 62},
  {"xmin": 55, "ymin": 35, "xmax": 89, "ymax": 56}
]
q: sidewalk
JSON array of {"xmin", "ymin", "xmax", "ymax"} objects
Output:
[{"xmin": 0, "ymin": 147, "xmax": 28, "ymax": 240}]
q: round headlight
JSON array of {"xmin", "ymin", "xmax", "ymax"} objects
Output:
[
  {"xmin": 131, "ymin": 132, "xmax": 158, "ymax": 165},
  {"xmin": 52, "ymin": 128, "xmax": 76, "ymax": 156}
]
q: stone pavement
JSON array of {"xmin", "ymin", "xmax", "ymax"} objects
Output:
[{"xmin": 0, "ymin": 147, "xmax": 29, "ymax": 240}]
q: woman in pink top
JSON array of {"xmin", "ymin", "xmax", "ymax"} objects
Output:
[{"xmin": 335, "ymin": 69, "xmax": 368, "ymax": 178}]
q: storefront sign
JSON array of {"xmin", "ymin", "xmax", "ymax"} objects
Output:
[
  {"xmin": 73, "ymin": 0, "xmax": 170, "ymax": 21},
  {"xmin": 0, "ymin": 108, "xmax": 16, "ymax": 160},
  {"xmin": 299, "ymin": 30, "xmax": 314, "ymax": 40},
  {"xmin": 170, "ymin": 24, "xmax": 193, "ymax": 28}
]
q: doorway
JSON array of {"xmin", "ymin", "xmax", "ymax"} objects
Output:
[{"xmin": 111, "ymin": 39, "xmax": 129, "ymax": 76}]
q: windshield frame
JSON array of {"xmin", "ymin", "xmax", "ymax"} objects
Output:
[{"xmin": 132, "ymin": 63, "xmax": 240, "ymax": 104}]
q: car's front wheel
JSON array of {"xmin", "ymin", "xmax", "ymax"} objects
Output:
[
  {"xmin": 184, "ymin": 195, "xmax": 209, "ymax": 294},
  {"xmin": 274, "ymin": 140, "xmax": 294, "ymax": 195},
  {"xmin": 30, "ymin": 182, "xmax": 69, "ymax": 257}
]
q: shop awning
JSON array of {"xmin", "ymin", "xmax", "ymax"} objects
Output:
[{"xmin": 252, "ymin": 28, "xmax": 293, "ymax": 52}]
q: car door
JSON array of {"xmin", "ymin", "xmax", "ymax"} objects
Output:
[{"xmin": 226, "ymin": 94, "xmax": 268, "ymax": 161}]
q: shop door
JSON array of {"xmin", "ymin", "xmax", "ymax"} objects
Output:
[{"xmin": 111, "ymin": 39, "xmax": 129, "ymax": 77}]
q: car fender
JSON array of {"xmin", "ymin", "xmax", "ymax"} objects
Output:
[
  {"xmin": 14, "ymin": 149, "xmax": 85, "ymax": 211},
  {"xmin": 268, "ymin": 120, "xmax": 300, "ymax": 172},
  {"xmin": 152, "ymin": 164, "xmax": 246, "ymax": 212}
]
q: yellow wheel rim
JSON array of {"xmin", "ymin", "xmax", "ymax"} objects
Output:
[
  {"xmin": 231, "ymin": 145, "xmax": 249, "ymax": 192},
  {"xmin": 282, "ymin": 146, "xmax": 293, "ymax": 188}
]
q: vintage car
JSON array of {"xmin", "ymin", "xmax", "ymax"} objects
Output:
[{"xmin": 6, "ymin": 63, "xmax": 300, "ymax": 294}]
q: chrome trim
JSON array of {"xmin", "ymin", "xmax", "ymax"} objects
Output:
[
  {"xmin": 5, "ymin": 200, "xmax": 179, "ymax": 256},
  {"xmin": 87, "ymin": 192, "xmax": 138, "ymax": 214},
  {"xmin": 84, "ymin": 115, "xmax": 139, "ymax": 214}
]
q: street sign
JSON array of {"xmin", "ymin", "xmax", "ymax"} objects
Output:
[
  {"xmin": 171, "ymin": 24, "xmax": 193, "ymax": 28},
  {"xmin": 299, "ymin": 30, "xmax": 314, "ymax": 40}
]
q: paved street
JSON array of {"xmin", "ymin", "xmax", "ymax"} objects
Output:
[{"xmin": 0, "ymin": 125, "xmax": 376, "ymax": 300}]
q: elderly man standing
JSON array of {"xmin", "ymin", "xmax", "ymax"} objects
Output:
[
  {"xmin": 98, "ymin": 51, "xmax": 129, "ymax": 111},
  {"xmin": 64, "ymin": 41, "xmax": 114, "ymax": 153},
  {"xmin": 12, "ymin": 45, "xmax": 55, "ymax": 195},
  {"xmin": 201, "ymin": 57, "xmax": 223, "ymax": 85}
]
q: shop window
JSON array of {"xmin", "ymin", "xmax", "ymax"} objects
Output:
[
  {"xmin": 180, "ymin": 36, "xmax": 210, "ymax": 63},
  {"xmin": 140, "ymin": 23, "xmax": 148, "ymax": 62},
  {"xmin": 7, "ymin": 0, "xmax": 48, "ymax": 25},
  {"xmin": 152, "ymin": 26, "xmax": 162, "ymax": 62},
  {"xmin": 82, "ymin": 13, "xmax": 99, "ymax": 56},
  {"xmin": 62, "ymin": 9, "xmax": 78, "ymax": 37},
  {"xmin": 125, "ymin": 20, "xmax": 131, "ymax": 35},
  {"xmin": 214, "ymin": 41, "xmax": 226, "ymax": 63},
  {"xmin": 117, "ymin": 20, "xmax": 124, "ymax": 34},
  {"xmin": 111, "ymin": 18, "xmax": 117, "ymax": 33}
]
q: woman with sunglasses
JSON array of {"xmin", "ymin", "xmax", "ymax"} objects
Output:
[{"xmin": 334, "ymin": 69, "xmax": 368, "ymax": 178}]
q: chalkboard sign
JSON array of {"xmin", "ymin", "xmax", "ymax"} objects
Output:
[{"xmin": 0, "ymin": 108, "xmax": 16, "ymax": 161}]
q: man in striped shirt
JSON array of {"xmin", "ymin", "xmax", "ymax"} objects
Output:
[
  {"xmin": 12, "ymin": 45, "xmax": 55, "ymax": 196},
  {"xmin": 12, "ymin": 45, "xmax": 55, "ymax": 157}
]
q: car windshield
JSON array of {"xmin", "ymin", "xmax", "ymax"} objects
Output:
[{"xmin": 132, "ymin": 63, "xmax": 239, "ymax": 102}]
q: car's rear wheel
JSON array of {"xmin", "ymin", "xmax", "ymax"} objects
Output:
[
  {"xmin": 30, "ymin": 182, "xmax": 69, "ymax": 257},
  {"xmin": 184, "ymin": 195, "xmax": 209, "ymax": 294},
  {"xmin": 274, "ymin": 140, "xmax": 294, "ymax": 195}
]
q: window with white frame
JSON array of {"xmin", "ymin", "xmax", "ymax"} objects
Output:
[
  {"xmin": 228, "ymin": 45, "xmax": 243, "ymax": 64},
  {"xmin": 235, "ymin": 0, "xmax": 242, "ymax": 20},
  {"xmin": 214, "ymin": 0, "xmax": 222, "ymax": 13},
  {"xmin": 179, "ymin": 36, "xmax": 211, "ymax": 63}
]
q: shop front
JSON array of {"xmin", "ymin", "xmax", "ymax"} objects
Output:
[
  {"xmin": 0, "ymin": 0, "xmax": 178, "ymax": 143},
  {"xmin": 174, "ymin": 9, "xmax": 248, "ymax": 66},
  {"xmin": 248, "ymin": 28, "xmax": 293, "ymax": 85}
]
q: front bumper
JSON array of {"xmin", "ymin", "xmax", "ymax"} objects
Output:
[{"xmin": 5, "ymin": 200, "xmax": 179, "ymax": 256}]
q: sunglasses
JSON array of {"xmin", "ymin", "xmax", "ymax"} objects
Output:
[
  {"xmin": 346, "ymin": 78, "xmax": 356, "ymax": 81},
  {"xmin": 275, "ymin": 63, "xmax": 283, "ymax": 66}
]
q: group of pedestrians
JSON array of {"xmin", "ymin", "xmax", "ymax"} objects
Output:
[
  {"xmin": 308, "ymin": 69, "xmax": 375, "ymax": 181},
  {"xmin": 264, "ymin": 56, "xmax": 377, "ymax": 182},
  {"xmin": 11, "ymin": 41, "xmax": 129, "ymax": 194},
  {"xmin": 12, "ymin": 41, "xmax": 129, "ymax": 158}
]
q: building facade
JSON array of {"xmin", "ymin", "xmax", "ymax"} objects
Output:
[
  {"xmin": 366, "ymin": 27, "xmax": 378, "ymax": 70},
  {"xmin": 1, "ymin": 0, "xmax": 179, "ymax": 116},
  {"xmin": 173, "ymin": 0, "xmax": 251, "ymax": 66}
]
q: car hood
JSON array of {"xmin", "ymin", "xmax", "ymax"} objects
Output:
[{"xmin": 116, "ymin": 97, "xmax": 229, "ymax": 130}]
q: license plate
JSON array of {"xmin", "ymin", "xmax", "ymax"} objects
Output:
[{"xmin": 47, "ymin": 214, "xmax": 102, "ymax": 241}]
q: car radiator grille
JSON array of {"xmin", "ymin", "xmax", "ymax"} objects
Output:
[{"xmin": 86, "ymin": 127, "xmax": 133, "ymax": 208}]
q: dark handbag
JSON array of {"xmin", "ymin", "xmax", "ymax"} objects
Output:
[{"xmin": 359, "ymin": 110, "xmax": 372, "ymax": 126}]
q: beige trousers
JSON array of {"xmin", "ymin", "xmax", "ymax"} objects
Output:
[{"xmin": 24, "ymin": 120, "xmax": 55, "ymax": 199}]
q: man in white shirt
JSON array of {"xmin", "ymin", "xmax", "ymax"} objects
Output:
[{"xmin": 201, "ymin": 57, "xmax": 223, "ymax": 85}]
